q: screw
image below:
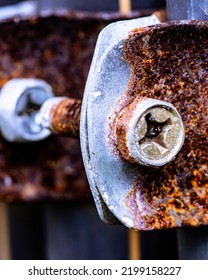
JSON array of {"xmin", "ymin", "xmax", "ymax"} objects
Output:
[{"xmin": 116, "ymin": 98, "xmax": 185, "ymax": 168}]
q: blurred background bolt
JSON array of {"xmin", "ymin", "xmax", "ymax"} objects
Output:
[
  {"xmin": 116, "ymin": 98, "xmax": 185, "ymax": 168},
  {"xmin": 0, "ymin": 79, "xmax": 82, "ymax": 142},
  {"xmin": 36, "ymin": 96, "xmax": 81, "ymax": 138}
]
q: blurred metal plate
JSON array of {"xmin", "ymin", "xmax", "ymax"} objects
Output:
[{"xmin": 0, "ymin": 11, "xmax": 151, "ymax": 202}]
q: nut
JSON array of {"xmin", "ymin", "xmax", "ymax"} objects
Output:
[{"xmin": 116, "ymin": 98, "xmax": 185, "ymax": 167}]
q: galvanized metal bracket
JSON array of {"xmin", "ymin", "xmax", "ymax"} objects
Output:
[{"xmin": 80, "ymin": 15, "xmax": 161, "ymax": 226}]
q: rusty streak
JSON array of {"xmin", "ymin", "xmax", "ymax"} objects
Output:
[{"xmin": 50, "ymin": 98, "xmax": 81, "ymax": 138}]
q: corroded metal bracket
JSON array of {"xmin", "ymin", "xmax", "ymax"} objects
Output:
[{"xmin": 80, "ymin": 18, "xmax": 208, "ymax": 230}]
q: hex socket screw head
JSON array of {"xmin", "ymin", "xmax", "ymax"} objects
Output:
[{"xmin": 116, "ymin": 98, "xmax": 185, "ymax": 168}]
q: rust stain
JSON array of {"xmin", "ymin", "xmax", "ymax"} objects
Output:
[
  {"xmin": 110, "ymin": 20, "xmax": 208, "ymax": 230},
  {"xmin": 50, "ymin": 98, "xmax": 81, "ymax": 138},
  {"xmin": 125, "ymin": 164, "xmax": 208, "ymax": 230},
  {"xmin": 116, "ymin": 97, "xmax": 147, "ymax": 163}
]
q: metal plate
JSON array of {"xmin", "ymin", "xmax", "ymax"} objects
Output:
[
  {"xmin": 81, "ymin": 19, "xmax": 208, "ymax": 230},
  {"xmin": 80, "ymin": 15, "xmax": 160, "ymax": 225}
]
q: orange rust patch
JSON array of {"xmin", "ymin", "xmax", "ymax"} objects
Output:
[
  {"xmin": 125, "ymin": 163, "xmax": 208, "ymax": 230},
  {"xmin": 50, "ymin": 98, "xmax": 81, "ymax": 138},
  {"xmin": 116, "ymin": 97, "xmax": 147, "ymax": 162}
]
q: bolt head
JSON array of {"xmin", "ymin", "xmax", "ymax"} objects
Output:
[
  {"xmin": 116, "ymin": 98, "xmax": 185, "ymax": 167},
  {"xmin": 0, "ymin": 79, "xmax": 54, "ymax": 142}
]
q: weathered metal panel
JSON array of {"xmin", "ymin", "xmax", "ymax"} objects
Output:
[{"xmin": 123, "ymin": 21, "xmax": 208, "ymax": 230}]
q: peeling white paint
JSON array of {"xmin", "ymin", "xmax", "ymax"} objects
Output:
[
  {"xmin": 103, "ymin": 192, "xmax": 109, "ymax": 203},
  {"xmin": 121, "ymin": 217, "xmax": 134, "ymax": 228},
  {"xmin": 93, "ymin": 91, "xmax": 102, "ymax": 98}
]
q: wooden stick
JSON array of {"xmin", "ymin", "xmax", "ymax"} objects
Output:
[
  {"xmin": 0, "ymin": 203, "xmax": 10, "ymax": 259},
  {"xmin": 129, "ymin": 229, "xmax": 141, "ymax": 260},
  {"xmin": 119, "ymin": 0, "xmax": 132, "ymax": 13}
]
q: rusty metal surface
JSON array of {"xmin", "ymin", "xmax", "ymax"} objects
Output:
[
  {"xmin": 0, "ymin": 11, "xmax": 152, "ymax": 202},
  {"xmin": 50, "ymin": 98, "xmax": 81, "ymax": 138},
  {"xmin": 116, "ymin": 20, "xmax": 207, "ymax": 230}
]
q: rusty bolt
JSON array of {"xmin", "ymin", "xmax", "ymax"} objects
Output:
[
  {"xmin": 116, "ymin": 98, "xmax": 185, "ymax": 168},
  {"xmin": 36, "ymin": 97, "xmax": 81, "ymax": 138},
  {"xmin": 0, "ymin": 79, "xmax": 82, "ymax": 142},
  {"xmin": 50, "ymin": 97, "xmax": 81, "ymax": 138}
]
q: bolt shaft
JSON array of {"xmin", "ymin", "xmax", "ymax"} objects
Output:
[{"xmin": 50, "ymin": 98, "xmax": 81, "ymax": 138}]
